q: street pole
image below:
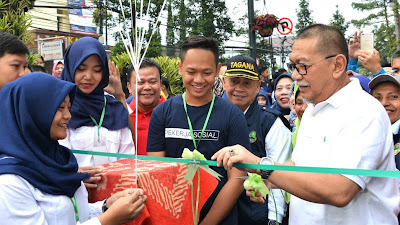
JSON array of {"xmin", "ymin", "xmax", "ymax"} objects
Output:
[
  {"xmin": 281, "ymin": 36, "xmax": 287, "ymax": 67},
  {"xmin": 248, "ymin": 0, "xmax": 256, "ymax": 59},
  {"xmin": 105, "ymin": 0, "xmax": 108, "ymax": 49},
  {"xmin": 99, "ymin": 0, "xmax": 103, "ymax": 36}
]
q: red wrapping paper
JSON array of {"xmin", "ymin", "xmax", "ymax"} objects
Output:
[{"xmin": 89, "ymin": 159, "xmax": 218, "ymax": 225}]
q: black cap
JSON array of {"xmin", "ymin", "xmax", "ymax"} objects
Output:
[{"xmin": 224, "ymin": 55, "xmax": 259, "ymax": 80}]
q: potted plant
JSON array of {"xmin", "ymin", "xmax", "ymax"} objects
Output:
[{"xmin": 251, "ymin": 14, "xmax": 279, "ymax": 37}]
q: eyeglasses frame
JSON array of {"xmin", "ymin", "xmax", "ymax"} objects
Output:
[{"xmin": 289, "ymin": 55, "xmax": 338, "ymax": 75}]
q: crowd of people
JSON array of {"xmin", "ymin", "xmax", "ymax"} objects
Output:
[{"xmin": 0, "ymin": 22, "xmax": 400, "ymax": 225}]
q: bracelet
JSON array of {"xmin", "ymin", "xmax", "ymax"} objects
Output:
[{"xmin": 102, "ymin": 198, "xmax": 108, "ymax": 213}]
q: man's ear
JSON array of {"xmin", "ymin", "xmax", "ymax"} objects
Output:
[
  {"xmin": 127, "ymin": 82, "xmax": 132, "ymax": 95},
  {"xmin": 178, "ymin": 61, "xmax": 183, "ymax": 77},
  {"xmin": 216, "ymin": 62, "xmax": 222, "ymax": 78},
  {"xmin": 333, "ymin": 54, "xmax": 347, "ymax": 80}
]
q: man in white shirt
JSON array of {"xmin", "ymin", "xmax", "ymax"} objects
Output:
[
  {"xmin": 212, "ymin": 24, "xmax": 400, "ymax": 225},
  {"xmin": 223, "ymin": 54, "xmax": 292, "ymax": 225}
]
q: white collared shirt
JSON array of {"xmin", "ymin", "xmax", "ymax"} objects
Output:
[
  {"xmin": 0, "ymin": 174, "xmax": 102, "ymax": 225},
  {"xmin": 59, "ymin": 126, "xmax": 134, "ymax": 166},
  {"xmin": 291, "ymin": 79, "xmax": 400, "ymax": 225},
  {"xmin": 392, "ymin": 119, "xmax": 400, "ymax": 135}
]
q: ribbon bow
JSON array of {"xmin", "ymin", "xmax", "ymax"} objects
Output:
[
  {"xmin": 181, "ymin": 148, "xmax": 222, "ymax": 225},
  {"xmin": 182, "ymin": 148, "xmax": 223, "ymax": 184}
]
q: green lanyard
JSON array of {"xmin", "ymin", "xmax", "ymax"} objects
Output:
[
  {"xmin": 182, "ymin": 92, "xmax": 215, "ymax": 150},
  {"xmin": 89, "ymin": 96, "xmax": 106, "ymax": 142},
  {"xmin": 70, "ymin": 196, "xmax": 79, "ymax": 222}
]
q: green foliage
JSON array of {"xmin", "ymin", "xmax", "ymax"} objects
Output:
[
  {"xmin": 330, "ymin": 5, "xmax": 349, "ymax": 35},
  {"xmin": 0, "ymin": 0, "xmax": 34, "ymax": 44},
  {"xmin": 350, "ymin": 0, "xmax": 397, "ymax": 65},
  {"xmin": 351, "ymin": 0, "xmax": 390, "ymax": 28},
  {"xmin": 145, "ymin": 28, "xmax": 162, "ymax": 58},
  {"xmin": 152, "ymin": 56, "xmax": 184, "ymax": 96},
  {"xmin": 111, "ymin": 42, "xmax": 127, "ymax": 58},
  {"xmin": 295, "ymin": 0, "xmax": 314, "ymax": 32},
  {"xmin": 27, "ymin": 52, "xmax": 41, "ymax": 66},
  {"xmin": 110, "ymin": 52, "xmax": 131, "ymax": 73},
  {"xmin": 186, "ymin": 0, "xmax": 234, "ymax": 50},
  {"xmin": 374, "ymin": 23, "xmax": 396, "ymax": 65}
]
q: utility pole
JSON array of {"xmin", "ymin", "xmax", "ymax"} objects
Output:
[
  {"xmin": 99, "ymin": 0, "xmax": 103, "ymax": 36},
  {"xmin": 281, "ymin": 36, "xmax": 287, "ymax": 68},
  {"xmin": 105, "ymin": 0, "xmax": 108, "ymax": 49},
  {"xmin": 248, "ymin": 0, "xmax": 256, "ymax": 59}
]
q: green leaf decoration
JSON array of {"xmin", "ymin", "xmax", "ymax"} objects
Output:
[
  {"xmin": 199, "ymin": 165, "xmax": 222, "ymax": 181},
  {"xmin": 284, "ymin": 191, "xmax": 291, "ymax": 204},
  {"xmin": 181, "ymin": 148, "xmax": 223, "ymax": 182},
  {"xmin": 182, "ymin": 148, "xmax": 193, "ymax": 159},
  {"xmin": 183, "ymin": 164, "xmax": 198, "ymax": 185},
  {"xmin": 243, "ymin": 173, "xmax": 270, "ymax": 199}
]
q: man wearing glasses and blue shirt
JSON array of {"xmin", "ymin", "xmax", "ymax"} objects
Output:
[{"xmin": 212, "ymin": 24, "xmax": 400, "ymax": 225}]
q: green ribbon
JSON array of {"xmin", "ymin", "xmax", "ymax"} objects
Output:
[
  {"xmin": 71, "ymin": 150, "xmax": 400, "ymax": 178},
  {"xmin": 70, "ymin": 196, "xmax": 79, "ymax": 222},
  {"xmin": 182, "ymin": 92, "xmax": 215, "ymax": 150},
  {"xmin": 89, "ymin": 96, "xmax": 106, "ymax": 142},
  {"xmin": 181, "ymin": 148, "xmax": 222, "ymax": 225}
]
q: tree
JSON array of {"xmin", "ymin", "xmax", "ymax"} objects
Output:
[
  {"xmin": 351, "ymin": 0, "xmax": 396, "ymax": 65},
  {"xmin": 295, "ymin": 0, "xmax": 314, "ymax": 32},
  {"xmin": 330, "ymin": 5, "xmax": 349, "ymax": 36},
  {"xmin": 0, "ymin": 0, "xmax": 35, "ymax": 44},
  {"xmin": 181, "ymin": 0, "xmax": 234, "ymax": 58}
]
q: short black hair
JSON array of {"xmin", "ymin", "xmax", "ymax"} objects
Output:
[
  {"xmin": 0, "ymin": 32, "xmax": 29, "ymax": 58},
  {"xmin": 31, "ymin": 65, "xmax": 47, "ymax": 73},
  {"xmin": 296, "ymin": 24, "xmax": 348, "ymax": 64},
  {"xmin": 278, "ymin": 68, "xmax": 287, "ymax": 74},
  {"xmin": 161, "ymin": 76, "xmax": 169, "ymax": 89},
  {"xmin": 392, "ymin": 50, "xmax": 400, "ymax": 63},
  {"xmin": 259, "ymin": 66, "xmax": 268, "ymax": 75},
  {"xmin": 127, "ymin": 57, "xmax": 162, "ymax": 82},
  {"xmin": 181, "ymin": 36, "xmax": 219, "ymax": 67}
]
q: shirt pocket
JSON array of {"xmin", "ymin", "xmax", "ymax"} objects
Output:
[{"xmin": 70, "ymin": 127, "xmax": 95, "ymax": 150}]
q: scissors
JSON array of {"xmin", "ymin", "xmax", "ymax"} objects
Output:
[{"xmin": 235, "ymin": 176, "xmax": 250, "ymax": 180}]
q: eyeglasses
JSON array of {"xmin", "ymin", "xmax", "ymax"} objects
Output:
[{"xmin": 288, "ymin": 55, "xmax": 337, "ymax": 75}]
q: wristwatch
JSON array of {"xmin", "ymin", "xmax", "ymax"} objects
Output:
[
  {"xmin": 259, "ymin": 156, "xmax": 274, "ymax": 179},
  {"xmin": 102, "ymin": 198, "xmax": 109, "ymax": 213}
]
